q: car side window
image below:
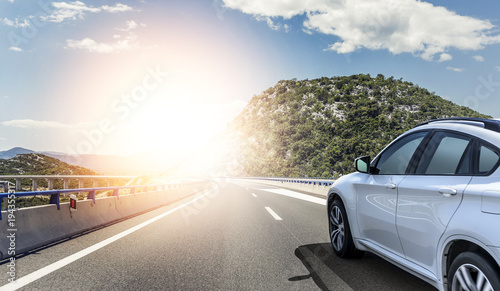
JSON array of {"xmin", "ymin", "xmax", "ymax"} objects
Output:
[
  {"xmin": 479, "ymin": 144, "xmax": 500, "ymax": 174},
  {"xmin": 373, "ymin": 131, "xmax": 427, "ymax": 175},
  {"xmin": 415, "ymin": 131, "xmax": 472, "ymax": 175}
]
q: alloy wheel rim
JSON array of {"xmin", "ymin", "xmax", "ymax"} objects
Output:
[
  {"xmin": 330, "ymin": 205, "xmax": 345, "ymax": 252},
  {"xmin": 452, "ymin": 263, "xmax": 493, "ymax": 291}
]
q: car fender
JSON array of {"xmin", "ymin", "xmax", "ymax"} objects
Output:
[
  {"xmin": 327, "ymin": 172, "xmax": 367, "ymax": 240},
  {"xmin": 439, "ymin": 203, "xmax": 500, "ymax": 283}
]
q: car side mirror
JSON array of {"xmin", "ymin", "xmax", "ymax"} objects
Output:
[{"xmin": 354, "ymin": 156, "xmax": 371, "ymax": 174}]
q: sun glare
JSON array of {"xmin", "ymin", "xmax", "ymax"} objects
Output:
[{"xmin": 113, "ymin": 84, "xmax": 245, "ymax": 160}]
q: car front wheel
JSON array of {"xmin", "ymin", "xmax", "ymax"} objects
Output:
[
  {"xmin": 329, "ymin": 198, "xmax": 363, "ymax": 258},
  {"xmin": 449, "ymin": 252, "xmax": 500, "ymax": 291}
]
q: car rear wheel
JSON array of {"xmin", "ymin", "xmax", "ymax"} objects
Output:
[
  {"xmin": 329, "ymin": 199, "xmax": 363, "ymax": 258},
  {"xmin": 449, "ymin": 252, "xmax": 500, "ymax": 291}
]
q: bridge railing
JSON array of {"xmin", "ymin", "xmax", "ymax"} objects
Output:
[{"xmin": 0, "ymin": 182, "xmax": 195, "ymax": 220}]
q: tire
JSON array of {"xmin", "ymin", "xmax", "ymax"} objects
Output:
[
  {"xmin": 448, "ymin": 252, "xmax": 500, "ymax": 291},
  {"xmin": 328, "ymin": 198, "xmax": 364, "ymax": 258}
]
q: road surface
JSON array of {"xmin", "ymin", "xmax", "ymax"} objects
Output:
[{"xmin": 0, "ymin": 179, "xmax": 435, "ymax": 290}]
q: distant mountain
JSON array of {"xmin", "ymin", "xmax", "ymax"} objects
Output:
[
  {"xmin": 45, "ymin": 152, "xmax": 182, "ymax": 175},
  {"xmin": 45, "ymin": 153, "xmax": 142, "ymax": 175},
  {"xmin": 0, "ymin": 147, "xmax": 175, "ymax": 175},
  {"xmin": 0, "ymin": 153, "xmax": 97, "ymax": 176},
  {"xmin": 181, "ymin": 74, "xmax": 490, "ymax": 178},
  {"xmin": 0, "ymin": 147, "xmax": 35, "ymax": 159}
]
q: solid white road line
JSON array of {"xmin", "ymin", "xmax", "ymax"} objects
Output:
[
  {"xmin": 265, "ymin": 207, "xmax": 283, "ymax": 221},
  {"xmin": 261, "ymin": 188, "xmax": 326, "ymax": 205},
  {"xmin": 0, "ymin": 186, "xmax": 218, "ymax": 291}
]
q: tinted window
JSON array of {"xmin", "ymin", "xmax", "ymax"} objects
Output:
[
  {"xmin": 416, "ymin": 132, "xmax": 472, "ymax": 175},
  {"xmin": 457, "ymin": 144, "xmax": 473, "ymax": 175},
  {"xmin": 374, "ymin": 131, "xmax": 427, "ymax": 175},
  {"xmin": 479, "ymin": 145, "xmax": 500, "ymax": 174}
]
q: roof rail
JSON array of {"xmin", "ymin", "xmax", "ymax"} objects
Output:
[{"xmin": 415, "ymin": 117, "xmax": 500, "ymax": 133}]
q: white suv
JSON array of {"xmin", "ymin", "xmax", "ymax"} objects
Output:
[{"xmin": 327, "ymin": 118, "xmax": 500, "ymax": 291}]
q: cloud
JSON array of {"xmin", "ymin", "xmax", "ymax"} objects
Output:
[
  {"xmin": 496, "ymin": 66, "xmax": 500, "ymax": 72},
  {"xmin": 473, "ymin": 55, "xmax": 485, "ymax": 62},
  {"xmin": 118, "ymin": 20, "xmax": 145, "ymax": 31},
  {"xmin": 66, "ymin": 35, "xmax": 138, "ymax": 53},
  {"xmin": 102, "ymin": 3, "xmax": 133, "ymax": 13},
  {"xmin": 1, "ymin": 17, "xmax": 30, "ymax": 27},
  {"xmin": 447, "ymin": 66, "xmax": 465, "ymax": 72},
  {"xmin": 223, "ymin": 0, "xmax": 500, "ymax": 61},
  {"xmin": 8, "ymin": 46, "xmax": 22, "ymax": 52},
  {"xmin": 254, "ymin": 15, "xmax": 289, "ymax": 32},
  {"xmin": 42, "ymin": 1, "xmax": 133, "ymax": 23},
  {"xmin": 66, "ymin": 20, "xmax": 141, "ymax": 53},
  {"xmin": 0, "ymin": 119, "xmax": 84, "ymax": 129},
  {"xmin": 437, "ymin": 53, "xmax": 452, "ymax": 62}
]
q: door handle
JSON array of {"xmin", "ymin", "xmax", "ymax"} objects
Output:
[
  {"xmin": 439, "ymin": 188, "xmax": 457, "ymax": 197},
  {"xmin": 385, "ymin": 183, "xmax": 396, "ymax": 190}
]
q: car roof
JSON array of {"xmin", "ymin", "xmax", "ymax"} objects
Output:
[
  {"xmin": 410, "ymin": 118, "xmax": 500, "ymax": 147},
  {"xmin": 415, "ymin": 118, "xmax": 500, "ymax": 133}
]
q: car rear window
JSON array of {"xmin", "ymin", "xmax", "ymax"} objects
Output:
[{"xmin": 479, "ymin": 145, "xmax": 500, "ymax": 174}]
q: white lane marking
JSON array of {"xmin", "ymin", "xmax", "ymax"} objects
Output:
[
  {"xmin": 0, "ymin": 186, "xmax": 218, "ymax": 291},
  {"xmin": 265, "ymin": 207, "xmax": 283, "ymax": 220},
  {"xmin": 251, "ymin": 193, "xmax": 257, "ymax": 198},
  {"xmin": 261, "ymin": 188, "xmax": 326, "ymax": 205}
]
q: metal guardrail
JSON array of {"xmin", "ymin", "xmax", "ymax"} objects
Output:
[
  {"xmin": 0, "ymin": 182, "xmax": 199, "ymax": 220},
  {"xmin": 246, "ymin": 177, "xmax": 336, "ymax": 187}
]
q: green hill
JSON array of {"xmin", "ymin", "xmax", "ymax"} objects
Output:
[
  {"xmin": 0, "ymin": 153, "xmax": 98, "ymax": 190},
  {"xmin": 229, "ymin": 74, "xmax": 490, "ymax": 177}
]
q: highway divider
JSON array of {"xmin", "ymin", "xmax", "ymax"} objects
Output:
[
  {"xmin": 0, "ymin": 180, "xmax": 211, "ymax": 260},
  {"xmin": 240, "ymin": 177, "xmax": 335, "ymax": 196}
]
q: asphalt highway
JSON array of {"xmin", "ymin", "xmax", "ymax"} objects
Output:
[{"xmin": 0, "ymin": 179, "xmax": 435, "ymax": 290}]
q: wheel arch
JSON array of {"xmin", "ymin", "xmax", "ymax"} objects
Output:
[
  {"xmin": 327, "ymin": 186, "xmax": 361, "ymax": 242},
  {"xmin": 442, "ymin": 238, "xmax": 500, "ymax": 288}
]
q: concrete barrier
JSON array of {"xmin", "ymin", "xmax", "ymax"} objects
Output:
[{"xmin": 0, "ymin": 181, "xmax": 212, "ymax": 260}]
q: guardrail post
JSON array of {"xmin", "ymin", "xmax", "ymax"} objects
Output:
[
  {"xmin": 32, "ymin": 179, "xmax": 38, "ymax": 191},
  {"xmin": 77, "ymin": 179, "xmax": 84, "ymax": 195},
  {"xmin": 15, "ymin": 178, "xmax": 21, "ymax": 191},
  {"xmin": 63, "ymin": 179, "xmax": 69, "ymax": 189},
  {"xmin": 87, "ymin": 190, "xmax": 96, "ymax": 204},
  {"xmin": 112, "ymin": 189, "xmax": 119, "ymax": 199},
  {"xmin": 2, "ymin": 182, "xmax": 9, "ymax": 192},
  {"xmin": 46, "ymin": 178, "xmax": 54, "ymax": 190},
  {"xmin": 49, "ymin": 192, "xmax": 60, "ymax": 210},
  {"xmin": 131, "ymin": 187, "xmax": 135, "ymax": 195}
]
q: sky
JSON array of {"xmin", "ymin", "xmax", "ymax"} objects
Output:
[{"xmin": 1, "ymin": 0, "xmax": 500, "ymax": 159}]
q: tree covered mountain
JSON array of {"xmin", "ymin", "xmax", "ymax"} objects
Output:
[
  {"xmin": 0, "ymin": 153, "xmax": 97, "ymax": 176},
  {"xmin": 0, "ymin": 153, "xmax": 98, "ymax": 190},
  {"xmin": 0, "ymin": 147, "xmax": 35, "ymax": 159},
  {"xmin": 228, "ymin": 74, "xmax": 490, "ymax": 177}
]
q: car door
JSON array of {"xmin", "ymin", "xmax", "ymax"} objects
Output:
[
  {"xmin": 355, "ymin": 130, "xmax": 428, "ymax": 257},
  {"xmin": 396, "ymin": 131, "xmax": 474, "ymax": 275}
]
